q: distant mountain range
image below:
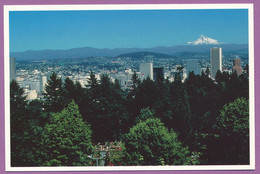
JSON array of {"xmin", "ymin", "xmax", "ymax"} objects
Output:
[
  {"xmin": 117, "ymin": 52, "xmax": 174, "ymax": 59},
  {"xmin": 11, "ymin": 44, "xmax": 248, "ymax": 61}
]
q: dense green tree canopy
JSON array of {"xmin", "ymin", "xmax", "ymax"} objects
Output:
[
  {"xmin": 10, "ymin": 67, "xmax": 250, "ymax": 166},
  {"xmin": 10, "ymin": 80, "xmax": 43, "ymax": 166},
  {"xmin": 84, "ymin": 74, "xmax": 129, "ymax": 143},
  {"xmin": 10, "ymin": 80, "xmax": 28, "ymax": 166},
  {"xmin": 212, "ymin": 97, "xmax": 249, "ymax": 164},
  {"xmin": 123, "ymin": 118, "xmax": 192, "ymax": 165},
  {"xmin": 41, "ymin": 101, "xmax": 93, "ymax": 166},
  {"xmin": 170, "ymin": 73, "xmax": 192, "ymax": 145},
  {"xmin": 135, "ymin": 107, "xmax": 155, "ymax": 124}
]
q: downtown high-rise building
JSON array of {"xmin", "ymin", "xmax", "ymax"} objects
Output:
[
  {"xmin": 10, "ymin": 57, "xmax": 16, "ymax": 82},
  {"xmin": 40, "ymin": 75, "xmax": 47, "ymax": 93},
  {"xmin": 232, "ymin": 58, "xmax": 243, "ymax": 76},
  {"xmin": 186, "ymin": 59, "xmax": 200, "ymax": 76},
  {"xmin": 140, "ymin": 62, "xmax": 153, "ymax": 80},
  {"xmin": 210, "ymin": 47, "xmax": 222, "ymax": 79}
]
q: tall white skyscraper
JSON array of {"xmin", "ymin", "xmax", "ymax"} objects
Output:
[
  {"xmin": 40, "ymin": 75, "xmax": 47, "ymax": 93},
  {"xmin": 140, "ymin": 62, "xmax": 153, "ymax": 80},
  {"xmin": 10, "ymin": 57, "xmax": 16, "ymax": 82},
  {"xmin": 186, "ymin": 59, "xmax": 200, "ymax": 76},
  {"xmin": 210, "ymin": 47, "xmax": 222, "ymax": 78}
]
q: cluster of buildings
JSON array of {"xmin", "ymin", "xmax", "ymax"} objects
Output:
[
  {"xmin": 210, "ymin": 47, "xmax": 243, "ymax": 78},
  {"xmin": 9, "ymin": 47, "xmax": 245, "ymax": 100},
  {"xmin": 133, "ymin": 47, "xmax": 243, "ymax": 83}
]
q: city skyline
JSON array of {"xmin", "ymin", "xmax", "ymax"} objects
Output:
[{"xmin": 9, "ymin": 9, "xmax": 248, "ymax": 52}]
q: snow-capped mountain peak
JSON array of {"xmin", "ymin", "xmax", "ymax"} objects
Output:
[{"xmin": 187, "ymin": 35, "xmax": 221, "ymax": 45}]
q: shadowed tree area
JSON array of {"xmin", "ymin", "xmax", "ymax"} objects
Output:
[
  {"xmin": 206, "ymin": 98, "xmax": 249, "ymax": 165},
  {"xmin": 10, "ymin": 69, "xmax": 250, "ymax": 166},
  {"xmin": 10, "ymin": 80, "xmax": 44, "ymax": 166}
]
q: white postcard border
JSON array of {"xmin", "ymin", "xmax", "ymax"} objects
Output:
[{"xmin": 4, "ymin": 3, "xmax": 255, "ymax": 171}]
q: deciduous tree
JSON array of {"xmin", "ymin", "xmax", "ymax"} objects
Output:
[
  {"xmin": 208, "ymin": 98, "xmax": 249, "ymax": 164},
  {"xmin": 123, "ymin": 118, "xmax": 192, "ymax": 165}
]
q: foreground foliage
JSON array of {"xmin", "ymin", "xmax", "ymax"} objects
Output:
[
  {"xmin": 10, "ymin": 70, "xmax": 249, "ymax": 166},
  {"xmin": 40, "ymin": 101, "xmax": 93, "ymax": 166},
  {"xmin": 209, "ymin": 97, "xmax": 249, "ymax": 164},
  {"xmin": 123, "ymin": 118, "xmax": 192, "ymax": 165}
]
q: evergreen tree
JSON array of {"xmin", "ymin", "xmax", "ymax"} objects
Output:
[
  {"xmin": 44, "ymin": 72, "xmax": 64, "ymax": 113},
  {"xmin": 135, "ymin": 107, "xmax": 155, "ymax": 124},
  {"xmin": 10, "ymin": 80, "xmax": 28, "ymax": 166},
  {"xmin": 205, "ymin": 67, "xmax": 210, "ymax": 77},
  {"xmin": 87, "ymin": 71, "xmax": 99, "ymax": 100},
  {"xmin": 80, "ymin": 71, "xmax": 99, "ymax": 122},
  {"xmin": 40, "ymin": 101, "xmax": 93, "ymax": 166},
  {"xmin": 73, "ymin": 81, "xmax": 87, "ymax": 115},
  {"xmin": 62, "ymin": 78, "xmax": 86, "ymax": 111},
  {"xmin": 215, "ymin": 70, "xmax": 230, "ymax": 84},
  {"xmin": 126, "ymin": 72, "xmax": 142, "ymax": 126},
  {"xmin": 63, "ymin": 77, "xmax": 76, "ymax": 105},
  {"xmin": 131, "ymin": 71, "xmax": 141, "ymax": 90},
  {"xmin": 215, "ymin": 71, "xmax": 249, "ymax": 110},
  {"xmin": 10, "ymin": 81, "xmax": 43, "ymax": 166},
  {"xmin": 170, "ymin": 73, "xmax": 192, "ymax": 145},
  {"xmin": 184, "ymin": 72, "xmax": 216, "ymax": 150},
  {"xmin": 153, "ymin": 76, "xmax": 172, "ymax": 126},
  {"xmin": 132, "ymin": 77, "xmax": 160, "ymax": 119},
  {"xmin": 86, "ymin": 74, "xmax": 129, "ymax": 143}
]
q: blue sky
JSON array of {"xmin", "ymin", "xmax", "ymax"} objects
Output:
[{"xmin": 9, "ymin": 9, "xmax": 248, "ymax": 52}]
